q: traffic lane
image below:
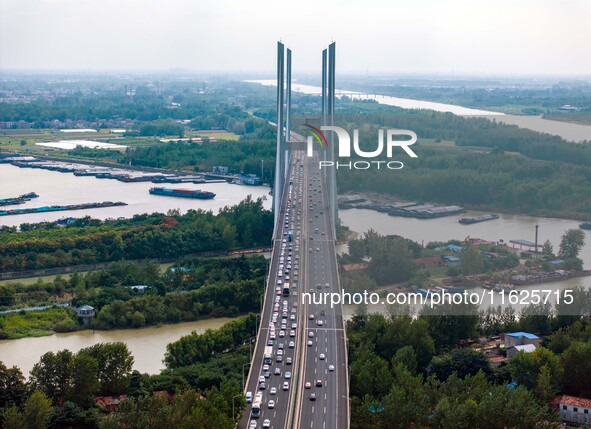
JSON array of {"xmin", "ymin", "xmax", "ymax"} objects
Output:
[{"xmin": 239, "ymin": 165, "xmax": 298, "ymax": 429}]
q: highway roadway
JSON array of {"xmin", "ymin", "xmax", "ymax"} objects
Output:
[
  {"xmin": 292, "ymin": 153, "xmax": 349, "ymax": 429},
  {"xmin": 238, "ymin": 146, "xmax": 349, "ymax": 429}
]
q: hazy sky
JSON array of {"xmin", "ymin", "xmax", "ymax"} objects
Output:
[{"xmin": 1, "ymin": 0, "xmax": 590, "ymax": 76}]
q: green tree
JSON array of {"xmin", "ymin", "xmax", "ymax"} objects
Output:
[
  {"xmin": 80, "ymin": 342, "xmax": 133, "ymax": 395},
  {"xmin": 461, "ymin": 246, "xmax": 484, "ymax": 281},
  {"xmin": 23, "ymin": 390, "xmax": 52, "ymax": 429},
  {"xmin": 30, "ymin": 350, "xmax": 74, "ymax": 405},
  {"xmin": 71, "ymin": 353, "xmax": 99, "ymax": 407},
  {"xmin": 542, "ymin": 239, "xmax": 554, "ymax": 256},
  {"xmin": 558, "ymin": 228, "xmax": 585, "ymax": 258},
  {"xmin": 2, "ymin": 405, "xmax": 26, "ymax": 429},
  {"xmin": 560, "ymin": 341, "xmax": 591, "ymax": 397},
  {"xmin": 0, "ymin": 362, "xmax": 27, "ymax": 409}
]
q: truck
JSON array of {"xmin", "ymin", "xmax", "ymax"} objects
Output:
[
  {"xmin": 282, "ymin": 282, "xmax": 290, "ymax": 297},
  {"xmin": 263, "ymin": 346, "xmax": 273, "ymax": 364}
]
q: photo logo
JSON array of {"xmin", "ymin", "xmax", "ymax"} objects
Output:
[{"xmin": 303, "ymin": 125, "xmax": 418, "ymax": 170}]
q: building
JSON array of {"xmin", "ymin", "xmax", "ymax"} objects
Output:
[
  {"xmin": 74, "ymin": 305, "xmax": 95, "ymax": 326},
  {"xmin": 446, "ymin": 244, "xmax": 463, "ymax": 253},
  {"xmin": 442, "ymin": 255, "xmax": 461, "ymax": 266},
  {"xmin": 558, "ymin": 395, "xmax": 591, "ymax": 426},
  {"xmin": 126, "ymin": 285, "xmax": 150, "ymax": 294},
  {"xmin": 412, "ymin": 257, "xmax": 441, "ymax": 268},
  {"xmin": 488, "ymin": 355, "xmax": 508, "ymax": 368},
  {"xmin": 506, "ymin": 343, "xmax": 536, "ymax": 359},
  {"xmin": 504, "ymin": 332, "xmax": 540, "ymax": 348}
]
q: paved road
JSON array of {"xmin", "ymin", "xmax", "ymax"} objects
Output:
[
  {"xmin": 293, "ymin": 153, "xmax": 349, "ymax": 429},
  {"xmin": 238, "ymin": 148, "xmax": 348, "ymax": 429}
]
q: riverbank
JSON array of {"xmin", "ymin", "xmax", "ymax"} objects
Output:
[{"xmin": 0, "ymin": 317, "xmax": 235, "ymax": 376}]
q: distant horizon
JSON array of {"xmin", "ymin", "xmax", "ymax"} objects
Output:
[{"xmin": 1, "ymin": 69, "xmax": 590, "ymax": 82}]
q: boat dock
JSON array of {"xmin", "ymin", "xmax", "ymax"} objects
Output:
[{"xmin": 338, "ymin": 196, "xmax": 465, "ymax": 219}]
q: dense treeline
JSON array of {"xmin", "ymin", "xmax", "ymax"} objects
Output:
[
  {"xmin": 0, "ymin": 197, "xmax": 273, "ymax": 272},
  {"xmin": 338, "ymin": 145, "xmax": 591, "ymax": 217},
  {"xmin": 348, "ymin": 308, "xmax": 591, "ymax": 428},
  {"xmin": 0, "ymin": 256, "xmax": 268, "ymax": 337},
  {"xmin": 0, "ymin": 80, "xmax": 273, "ymax": 125},
  {"xmin": 123, "ymin": 127, "xmax": 276, "ymax": 175},
  {"xmin": 1, "ymin": 314, "xmax": 254, "ymax": 429},
  {"xmin": 164, "ymin": 313, "xmax": 258, "ymax": 368}
]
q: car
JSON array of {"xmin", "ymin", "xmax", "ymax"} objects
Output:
[
  {"xmin": 270, "ymin": 387, "xmax": 277, "ymax": 395},
  {"xmin": 276, "ymin": 355, "xmax": 283, "ymax": 362},
  {"xmin": 246, "ymin": 391, "xmax": 253, "ymax": 403},
  {"xmin": 263, "ymin": 419, "xmax": 270, "ymax": 428},
  {"xmin": 277, "ymin": 342, "xmax": 284, "ymax": 350},
  {"xmin": 267, "ymin": 400, "xmax": 275, "ymax": 409},
  {"xmin": 250, "ymin": 420, "xmax": 257, "ymax": 428},
  {"xmin": 307, "ymin": 340, "xmax": 313, "ymax": 346},
  {"xmin": 284, "ymin": 371, "xmax": 292, "ymax": 379},
  {"xmin": 328, "ymin": 365, "xmax": 335, "ymax": 372},
  {"xmin": 317, "ymin": 320, "xmax": 324, "ymax": 326},
  {"xmin": 290, "ymin": 314, "xmax": 296, "ymax": 321},
  {"xmin": 289, "ymin": 330, "xmax": 296, "ymax": 337},
  {"xmin": 258, "ymin": 382, "xmax": 266, "ymax": 390},
  {"xmin": 316, "ymin": 380, "xmax": 323, "ymax": 387},
  {"xmin": 309, "ymin": 393, "xmax": 316, "ymax": 401},
  {"xmin": 274, "ymin": 367, "xmax": 281, "ymax": 376},
  {"xmin": 308, "ymin": 331, "xmax": 314, "ymax": 338},
  {"xmin": 263, "ymin": 364, "xmax": 269, "ymax": 371},
  {"xmin": 259, "ymin": 376, "xmax": 265, "ymax": 383},
  {"xmin": 309, "ymin": 314, "xmax": 315, "ymax": 320},
  {"xmin": 277, "ymin": 349, "xmax": 283, "ymax": 356},
  {"xmin": 263, "ymin": 371, "xmax": 270, "ymax": 378},
  {"xmin": 267, "ymin": 339, "xmax": 274, "ymax": 346},
  {"xmin": 282, "ymin": 382, "xmax": 289, "ymax": 391},
  {"xmin": 279, "ymin": 330, "xmax": 285, "ymax": 338},
  {"xmin": 319, "ymin": 353, "xmax": 325, "ymax": 360},
  {"xmin": 286, "ymin": 357, "xmax": 292, "ymax": 365},
  {"xmin": 325, "ymin": 283, "xmax": 330, "ymax": 288},
  {"xmin": 289, "ymin": 341, "xmax": 295, "ymax": 348},
  {"xmin": 291, "ymin": 323, "xmax": 297, "ymax": 329},
  {"xmin": 277, "ymin": 279, "xmax": 282, "ymax": 285},
  {"xmin": 305, "ymin": 382, "xmax": 311, "ymax": 389}
]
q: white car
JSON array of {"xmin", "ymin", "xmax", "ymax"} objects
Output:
[
  {"xmin": 328, "ymin": 365, "xmax": 335, "ymax": 372},
  {"xmin": 250, "ymin": 420, "xmax": 257, "ymax": 428},
  {"xmin": 319, "ymin": 353, "xmax": 326, "ymax": 360},
  {"xmin": 283, "ymin": 382, "xmax": 289, "ymax": 391},
  {"xmin": 270, "ymin": 387, "xmax": 277, "ymax": 395},
  {"xmin": 268, "ymin": 400, "xmax": 275, "ymax": 409},
  {"xmin": 263, "ymin": 419, "xmax": 271, "ymax": 428}
]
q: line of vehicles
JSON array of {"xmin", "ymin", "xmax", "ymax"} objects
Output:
[{"xmin": 245, "ymin": 155, "xmax": 305, "ymax": 429}]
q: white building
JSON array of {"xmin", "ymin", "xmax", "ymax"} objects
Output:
[{"xmin": 559, "ymin": 395, "xmax": 591, "ymax": 426}]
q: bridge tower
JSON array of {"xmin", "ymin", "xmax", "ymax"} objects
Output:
[{"xmin": 273, "ymin": 42, "xmax": 292, "ymax": 227}]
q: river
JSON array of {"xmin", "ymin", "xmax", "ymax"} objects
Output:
[
  {"xmin": 246, "ymin": 80, "xmax": 591, "ymax": 142},
  {"xmin": 0, "ymin": 164, "xmax": 272, "ymax": 227},
  {"xmin": 339, "ymin": 208, "xmax": 591, "ymax": 317},
  {"xmin": 0, "ymin": 318, "xmax": 234, "ymax": 377}
]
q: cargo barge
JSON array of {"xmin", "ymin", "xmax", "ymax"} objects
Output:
[
  {"xmin": 0, "ymin": 192, "xmax": 39, "ymax": 207},
  {"xmin": 149, "ymin": 187, "xmax": 216, "ymax": 199},
  {"xmin": 0, "ymin": 201, "xmax": 127, "ymax": 217},
  {"xmin": 459, "ymin": 213, "xmax": 499, "ymax": 225}
]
